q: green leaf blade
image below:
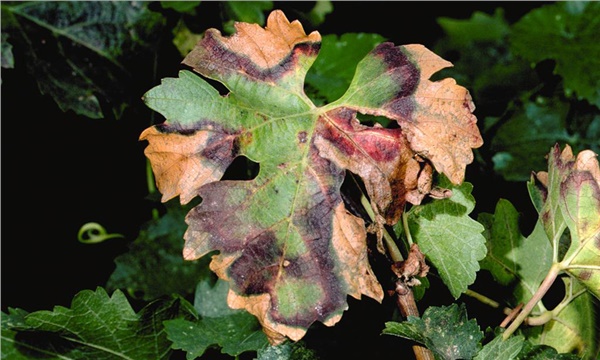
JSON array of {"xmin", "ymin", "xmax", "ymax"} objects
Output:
[{"xmin": 406, "ymin": 179, "xmax": 487, "ymax": 299}]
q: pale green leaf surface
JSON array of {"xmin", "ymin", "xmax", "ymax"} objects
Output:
[
  {"xmin": 1, "ymin": 32, "xmax": 14, "ymax": 69},
  {"xmin": 383, "ymin": 303, "xmax": 484, "ymax": 360},
  {"xmin": 474, "ymin": 334, "xmax": 524, "ymax": 360},
  {"xmin": 524, "ymin": 280, "xmax": 597, "ymax": 358},
  {"xmin": 510, "ymin": 1, "xmax": 600, "ymax": 107},
  {"xmin": 405, "ymin": 178, "xmax": 487, "ymax": 298}
]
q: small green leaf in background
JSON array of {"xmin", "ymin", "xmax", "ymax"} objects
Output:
[
  {"xmin": 510, "ymin": 1, "xmax": 600, "ymax": 107},
  {"xmin": 160, "ymin": 1, "xmax": 201, "ymax": 15},
  {"xmin": 222, "ymin": 1, "xmax": 274, "ymax": 34},
  {"xmin": 1, "ymin": 1, "xmax": 165, "ymax": 119},
  {"xmin": 1, "ymin": 288, "xmax": 195, "ymax": 359},
  {"xmin": 106, "ymin": 201, "xmax": 212, "ymax": 301},
  {"xmin": 383, "ymin": 303, "xmax": 484, "ymax": 360},
  {"xmin": 305, "ymin": 33, "xmax": 386, "ymax": 104},
  {"xmin": 490, "ymin": 99, "xmax": 572, "ymax": 182},
  {"xmin": 164, "ymin": 278, "xmax": 269, "ymax": 359},
  {"xmin": 1, "ymin": 32, "xmax": 14, "ymax": 69},
  {"xmin": 401, "ymin": 176, "xmax": 487, "ymax": 299}
]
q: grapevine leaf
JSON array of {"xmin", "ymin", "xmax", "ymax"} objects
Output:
[
  {"xmin": 141, "ymin": 10, "xmax": 482, "ymax": 343},
  {"xmin": 473, "ymin": 334, "xmax": 524, "ymax": 360},
  {"xmin": 2, "ymin": 1, "xmax": 164, "ymax": 119},
  {"xmin": 523, "ymin": 279, "xmax": 597, "ymax": 358},
  {"xmin": 106, "ymin": 201, "xmax": 213, "ymax": 301},
  {"xmin": 478, "ymin": 199, "xmax": 553, "ymax": 312},
  {"xmin": 490, "ymin": 100, "xmax": 571, "ymax": 182},
  {"xmin": 1, "ymin": 288, "xmax": 195, "ymax": 359},
  {"xmin": 382, "ymin": 303, "xmax": 484, "ymax": 360},
  {"xmin": 164, "ymin": 279, "xmax": 269, "ymax": 358},
  {"xmin": 517, "ymin": 341, "xmax": 583, "ymax": 360},
  {"xmin": 510, "ymin": 1, "xmax": 600, "ymax": 107},
  {"xmin": 532, "ymin": 144, "xmax": 600, "ymax": 298},
  {"xmin": 305, "ymin": 33, "xmax": 386, "ymax": 104},
  {"xmin": 222, "ymin": 1, "xmax": 273, "ymax": 35},
  {"xmin": 257, "ymin": 340, "xmax": 319, "ymax": 360},
  {"xmin": 404, "ymin": 177, "xmax": 487, "ymax": 298},
  {"xmin": 559, "ymin": 150, "xmax": 600, "ymax": 298},
  {"xmin": 1, "ymin": 32, "xmax": 14, "ymax": 69}
]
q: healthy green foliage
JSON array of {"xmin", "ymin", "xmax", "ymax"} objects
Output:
[
  {"xmin": 1, "ymin": 288, "xmax": 196, "ymax": 359},
  {"xmin": 400, "ymin": 177, "xmax": 487, "ymax": 299}
]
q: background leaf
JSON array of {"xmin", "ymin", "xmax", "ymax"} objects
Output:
[
  {"xmin": 510, "ymin": 1, "xmax": 600, "ymax": 107},
  {"xmin": 106, "ymin": 201, "xmax": 213, "ymax": 301},
  {"xmin": 164, "ymin": 278, "xmax": 269, "ymax": 359},
  {"xmin": 1, "ymin": 288, "xmax": 195, "ymax": 359},
  {"xmin": 1, "ymin": 1, "xmax": 164, "ymax": 119}
]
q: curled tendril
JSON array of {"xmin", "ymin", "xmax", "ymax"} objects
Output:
[{"xmin": 77, "ymin": 222, "xmax": 125, "ymax": 244}]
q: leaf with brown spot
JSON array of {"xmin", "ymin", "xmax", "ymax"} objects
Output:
[
  {"xmin": 140, "ymin": 10, "xmax": 482, "ymax": 343},
  {"xmin": 532, "ymin": 144, "xmax": 600, "ymax": 299}
]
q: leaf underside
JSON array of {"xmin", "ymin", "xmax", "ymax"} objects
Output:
[{"xmin": 141, "ymin": 10, "xmax": 482, "ymax": 343}]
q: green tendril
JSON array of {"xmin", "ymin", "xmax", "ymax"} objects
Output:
[{"xmin": 77, "ymin": 222, "xmax": 125, "ymax": 244}]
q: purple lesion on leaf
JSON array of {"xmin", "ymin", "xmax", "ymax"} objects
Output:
[
  {"xmin": 372, "ymin": 43, "xmax": 420, "ymax": 119},
  {"xmin": 183, "ymin": 30, "xmax": 321, "ymax": 82}
]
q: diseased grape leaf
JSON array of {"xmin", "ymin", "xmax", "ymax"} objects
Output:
[
  {"xmin": 1, "ymin": 1, "xmax": 164, "ymax": 119},
  {"xmin": 402, "ymin": 176, "xmax": 487, "ymax": 299},
  {"xmin": 164, "ymin": 278, "xmax": 269, "ymax": 359},
  {"xmin": 1, "ymin": 288, "xmax": 195, "ymax": 359},
  {"xmin": 382, "ymin": 303, "xmax": 484, "ymax": 360},
  {"xmin": 531, "ymin": 144, "xmax": 600, "ymax": 298},
  {"xmin": 510, "ymin": 1, "xmax": 600, "ymax": 107},
  {"xmin": 106, "ymin": 200, "xmax": 213, "ymax": 301},
  {"xmin": 140, "ymin": 10, "xmax": 482, "ymax": 343}
]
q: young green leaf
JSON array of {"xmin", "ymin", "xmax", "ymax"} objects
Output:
[
  {"xmin": 383, "ymin": 303, "xmax": 484, "ymax": 360},
  {"xmin": 164, "ymin": 279, "xmax": 269, "ymax": 358},
  {"xmin": 1, "ymin": 288, "xmax": 195, "ymax": 359},
  {"xmin": 141, "ymin": 10, "xmax": 482, "ymax": 343},
  {"xmin": 403, "ymin": 177, "xmax": 487, "ymax": 299}
]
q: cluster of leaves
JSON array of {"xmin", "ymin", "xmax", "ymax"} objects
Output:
[{"xmin": 2, "ymin": 2, "xmax": 599, "ymax": 359}]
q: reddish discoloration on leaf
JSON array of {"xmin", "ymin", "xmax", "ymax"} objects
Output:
[
  {"xmin": 141, "ymin": 10, "xmax": 483, "ymax": 344},
  {"xmin": 315, "ymin": 108, "xmax": 430, "ymax": 226},
  {"xmin": 182, "ymin": 10, "xmax": 321, "ymax": 81},
  {"xmin": 140, "ymin": 125, "xmax": 238, "ymax": 204},
  {"xmin": 376, "ymin": 44, "xmax": 482, "ymax": 185}
]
